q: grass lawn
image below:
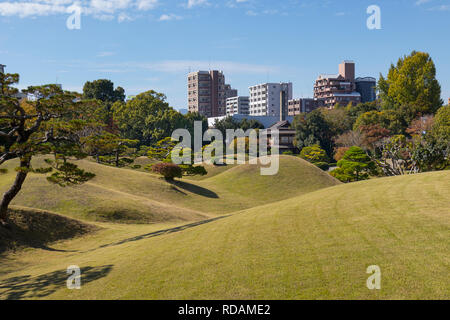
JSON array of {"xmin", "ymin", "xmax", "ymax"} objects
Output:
[
  {"xmin": 0, "ymin": 170, "xmax": 448, "ymax": 299},
  {"xmin": 0, "ymin": 156, "xmax": 339, "ymax": 223}
]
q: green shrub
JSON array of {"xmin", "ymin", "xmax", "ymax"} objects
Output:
[
  {"xmin": 180, "ymin": 165, "xmax": 208, "ymax": 176},
  {"xmin": 331, "ymin": 146, "xmax": 375, "ymax": 182},
  {"xmin": 300, "ymin": 145, "xmax": 329, "ymax": 163},
  {"xmin": 313, "ymin": 162, "xmax": 330, "ymax": 171}
]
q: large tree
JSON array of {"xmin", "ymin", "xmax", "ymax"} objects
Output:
[
  {"xmin": 112, "ymin": 91, "xmax": 207, "ymax": 146},
  {"xmin": 292, "ymin": 109, "xmax": 334, "ymax": 157},
  {"xmin": 0, "ymin": 73, "xmax": 99, "ymax": 226},
  {"xmin": 82, "ymin": 79, "xmax": 125, "ymax": 132},
  {"xmin": 83, "ymin": 79, "xmax": 125, "ymax": 104},
  {"xmin": 378, "ymin": 51, "xmax": 443, "ymax": 115}
]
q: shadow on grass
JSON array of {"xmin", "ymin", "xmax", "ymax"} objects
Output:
[
  {"xmin": 170, "ymin": 180, "xmax": 219, "ymax": 199},
  {"xmin": 0, "ymin": 265, "xmax": 113, "ymax": 300},
  {"xmin": 0, "ymin": 208, "xmax": 97, "ymax": 255},
  {"xmin": 96, "ymin": 216, "xmax": 229, "ymax": 250}
]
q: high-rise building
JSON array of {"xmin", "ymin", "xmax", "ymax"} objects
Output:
[
  {"xmin": 0, "ymin": 64, "xmax": 6, "ymax": 74},
  {"xmin": 314, "ymin": 61, "xmax": 361, "ymax": 108},
  {"xmin": 225, "ymin": 84, "xmax": 238, "ymax": 100},
  {"xmin": 249, "ymin": 82, "xmax": 293, "ymax": 117},
  {"xmin": 226, "ymin": 96, "xmax": 250, "ymax": 116},
  {"xmin": 288, "ymin": 98, "xmax": 319, "ymax": 116},
  {"xmin": 355, "ymin": 77, "xmax": 377, "ymax": 103},
  {"xmin": 188, "ymin": 70, "xmax": 233, "ymax": 117}
]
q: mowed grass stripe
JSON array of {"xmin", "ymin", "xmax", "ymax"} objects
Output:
[{"xmin": 0, "ymin": 171, "xmax": 448, "ymax": 299}]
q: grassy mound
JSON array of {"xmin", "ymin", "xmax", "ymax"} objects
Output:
[
  {"xmin": 0, "ymin": 171, "xmax": 448, "ymax": 299},
  {"xmin": 0, "ymin": 206, "xmax": 97, "ymax": 254},
  {"xmin": 202, "ymin": 155, "xmax": 340, "ymax": 204},
  {"xmin": 0, "ymin": 156, "xmax": 338, "ymax": 223}
]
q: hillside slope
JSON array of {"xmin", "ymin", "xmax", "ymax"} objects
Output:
[
  {"xmin": 0, "ymin": 206, "xmax": 97, "ymax": 254},
  {"xmin": 0, "ymin": 171, "xmax": 448, "ymax": 299},
  {"xmin": 0, "ymin": 156, "xmax": 339, "ymax": 223}
]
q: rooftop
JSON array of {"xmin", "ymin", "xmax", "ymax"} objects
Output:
[
  {"xmin": 355, "ymin": 77, "xmax": 377, "ymax": 82},
  {"xmin": 317, "ymin": 74, "xmax": 341, "ymax": 80}
]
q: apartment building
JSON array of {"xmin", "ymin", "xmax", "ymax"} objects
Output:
[
  {"xmin": 225, "ymin": 84, "xmax": 238, "ymax": 100},
  {"xmin": 355, "ymin": 77, "xmax": 377, "ymax": 103},
  {"xmin": 188, "ymin": 70, "xmax": 230, "ymax": 117},
  {"xmin": 314, "ymin": 61, "xmax": 361, "ymax": 108},
  {"xmin": 249, "ymin": 82, "xmax": 293, "ymax": 117},
  {"xmin": 0, "ymin": 64, "xmax": 5, "ymax": 74},
  {"xmin": 288, "ymin": 98, "xmax": 319, "ymax": 116},
  {"xmin": 226, "ymin": 96, "xmax": 250, "ymax": 116}
]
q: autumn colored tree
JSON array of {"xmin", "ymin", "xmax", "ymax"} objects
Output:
[
  {"xmin": 151, "ymin": 163, "xmax": 182, "ymax": 181},
  {"xmin": 406, "ymin": 116, "xmax": 435, "ymax": 137},
  {"xmin": 378, "ymin": 51, "xmax": 443, "ymax": 117},
  {"xmin": 359, "ymin": 124, "xmax": 391, "ymax": 154},
  {"xmin": 333, "ymin": 147, "xmax": 349, "ymax": 162},
  {"xmin": 299, "ymin": 145, "xmax": 329, "ymax": 163}
]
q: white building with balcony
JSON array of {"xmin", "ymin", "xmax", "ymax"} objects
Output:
[
  {"xmin": 249, "ymin": 82, "xmax": 293, "ymax": 117},
  {"xmin": 226, "ymin": 96, "xmax": 250, "ymax": 116}
]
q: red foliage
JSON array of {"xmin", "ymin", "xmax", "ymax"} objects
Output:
[
  {"xmin": 151, "ymin": 163, "xmax": 182, "ymax": 181},
  {"xmin": 359, "ymin": 124, "xmax": 391, "ymax": 150},
  {"xmin": 334, "ymin": 147, "xmax": 350, "ymax": 162}
]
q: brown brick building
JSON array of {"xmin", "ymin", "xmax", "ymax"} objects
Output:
[
  {"xmin": 288, "ymin": 98, "xmax": 319, "ymax": 116},
  {"xmin": 187, "ymin": 70, "xmax": 237, "ymax": 118},
  {"xmin": 314, "ymin": 61, "xmax": 361, "ymax": 108}
]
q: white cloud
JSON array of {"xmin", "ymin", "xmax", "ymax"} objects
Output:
[
  {"xmin": 0, "ymin": 0, "xmax": 159, "ymax": 20},
  {"xmin": 186, "ymin": 0, "xmax": 209, "ymax": 9},
  {"xmin": 136, "ymin": 0, "xmax": 158, "ymax": 11},
  {"xmin": 415, "ymin": 0, "xmax": 432, "ymax": 5},
  {"xmin": 158, "ymin": 13, "xmax": 182, "ymax": 21},
  {"xmin": 0, "ymin": 1, "xmax": 67, "ymax": 18},
  {"xmin": 118, "ymin": 12, "xmax": 133, "ymax": 22}
]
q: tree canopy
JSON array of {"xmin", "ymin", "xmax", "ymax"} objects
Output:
[
  {"xmin": 331, "ymin": 146, "xmax": 375, "ymax": 182},
  {"xmin": 112, "ymin": 91, "xmax": 207, "ymax": 146},
  {"xmin": 0, "ymin": 72, "xmax": 101, "ymax": 225},
  {"xmin": 292, "ymin": 109, "xmax": 334, "ymax": 157},
  {"xmin": 83, "ymin": 79, "xmax": 125, "ymax": 103},
  {"xmin": 378, "ymin": 51, "xmax": 443, "ymax": 115}
]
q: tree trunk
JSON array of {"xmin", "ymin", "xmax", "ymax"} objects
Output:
[
  {"xmin": 0, "ymin": 157, "xmax": 31, "ymax": 226},
  {"xmin": 115, "ymin": 150, "xmax": 119, "ymax": 167}
]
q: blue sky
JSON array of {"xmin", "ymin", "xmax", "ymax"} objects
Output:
[{"xmin": 0, "ymin": 0, "xmax": 449, "ymax": 110}]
